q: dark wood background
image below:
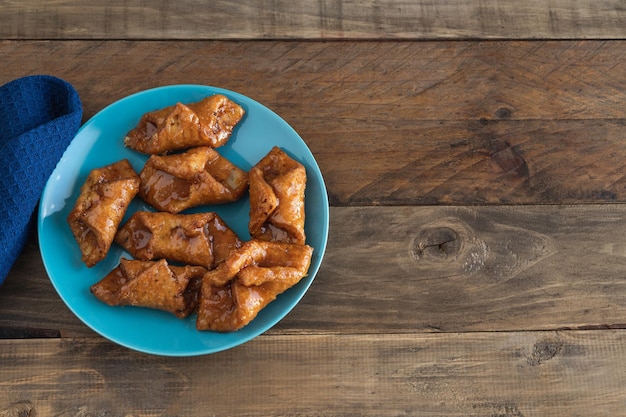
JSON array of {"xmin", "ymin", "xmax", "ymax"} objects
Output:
[{"xmin": 1, "ymin": 1, "xmax": 626, "ymax": 416}]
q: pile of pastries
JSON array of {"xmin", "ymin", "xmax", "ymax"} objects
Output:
[{"xmin": 67, "ymin": 94, "xmax": 313, "ymax": 332}]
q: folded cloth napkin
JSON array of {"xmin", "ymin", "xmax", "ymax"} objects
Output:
[{"xmin": 0, "ymin": 75, "xmax": 82, "ymax": 285}]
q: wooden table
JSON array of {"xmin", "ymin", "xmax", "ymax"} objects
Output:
[{"xmin": 2, "ymin": 2, "xmax": 626, "ymax": 415}]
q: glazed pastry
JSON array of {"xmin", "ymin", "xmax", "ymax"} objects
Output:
[
  {"xmin": 91, "ymin": 258, "xmax": 206, "ymax": 318},
  {"xmin": 114, "ymin": 211, "xmax": 242, "ymax": 269},
  {"xmin": 67, "ymin": 159, "xmax": 140, "ymax": 267},
  {"xmin": 249, "ymin": 147, "xmax": 306, "ymax": 245},
  {"xmin": 124, "ymin": 95, "xmax": 245, "ymax": 154},
  {"xmin": 139, "ymin": 146, "xmax": 248, "ymax": 213},
  {"xmin": 197, "ymin": 239, "xmax": 313, "ymax": 332}
]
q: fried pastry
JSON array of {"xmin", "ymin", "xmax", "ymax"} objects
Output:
[
  {"xmin": 139, "ymin": 146, "xmax": 248, "ymax": 213},
  {"xmin": 67, "ymin": 159, "xmax": 140, "ymax": 267},
  {"xmin": 124, "ymin": 95, "xmax": 245, "ymax": 154},
  {"xmin": 115, "ymin": 211, "xmax": 242, "ymax": 269},
  {"xmin": 249, "ymin": 147, "xmax": 306, "ymax": 245},
  {"xmin": 91, "ymin": 258, "xmax": 206, "ymax": 318},
  {"xmin": 197, "ymin": 239, "xmax": 313, "ymax": 332}
]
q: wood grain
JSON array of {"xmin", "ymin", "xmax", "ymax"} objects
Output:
[
  {"xmin": 304, "ymin": 205, "xmax": 626, "ymax": 333},
  {"xmin": 3, "ymin": 205, "xmax": 626, "ymax": 337},
  {"xmin": 2, "ymin": 0, "xmax": 626, "ymax": 40},
  {"xmin": 1, "ymin": 331, "xmax": 624, "ymax": 416},
  {"xmin": 320, "ymin": 119, "xmax": 626, "ymax": 206},
  {"xmin": 3, "ymin": 40, "xmax": 625, "ymax": 122},
  {"xmin": 2, "ymin": 40, "xmax": 626, "ymax": 205}
]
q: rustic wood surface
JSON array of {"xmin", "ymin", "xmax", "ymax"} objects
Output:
[
  {"xmin": 4, "ymin": 204, "xmax": 626, "ymax": 339},
  {"xmin": 3, "ymin": 40, "xmax": 626, "ymax": 206},
  {"xmin": 2, "ymin": 0, "xmax": 626, "ymax": 40},
  {"xmin": 2, "ymin": 2, "xmax": 626, "ymax": 416},
  {"xmin": 2, "ymin": 331, "xmax": 625, "ymax": 416}
]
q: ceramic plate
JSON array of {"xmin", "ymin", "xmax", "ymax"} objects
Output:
[{"xmin": 38, "ymin": 85, "xmax": 329, "ymax": 356}]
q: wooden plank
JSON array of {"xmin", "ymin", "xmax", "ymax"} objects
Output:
[
  {"xmin": 3, "ymin": 40, "xmax": 626, "ymax": 122},
  {"xmin": 0, "ymin": 331, "xmax": 624, "ymax": 416},
  {"xmin": 2, "ymin": 40, "xmax": 626, "ymax": 205},
  {"xmin": 2, "ymin": 0, "xmax": 626, "ymax": 40},
  {"xmin": 288, "ymin": 205, "xmax": 626, "ymax": 333},
  {"xmin": 3, "ymin": 205, "xmax": 626, "ymax": 337},
  {"xmin": 317, "ymin": 119, "xmax": 626, "ymax": 206}
]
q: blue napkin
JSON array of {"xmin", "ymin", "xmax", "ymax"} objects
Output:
[{"xmin": 0, "ymin": 75, "xmax": 82, "ymax": 285}]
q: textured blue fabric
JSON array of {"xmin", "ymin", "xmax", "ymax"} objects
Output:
[{"xmin": 0, "ymin": 75, "xmax": 82, "ymax": 285}]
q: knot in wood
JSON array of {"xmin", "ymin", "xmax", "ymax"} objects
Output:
[
  {"xmin": 412, "ymin": 226, "xmax": 461, "ymax": 261},
  {"xmin": 527, "ymin": 337, "xmax": 564, "ymax": 366},
  {"xmin": 494, "ymin": 106, "xmax": 512, "ymax": 119}
]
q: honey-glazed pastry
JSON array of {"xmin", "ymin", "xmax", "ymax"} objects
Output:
[
  {"xmin": 114, "ymin": 211, "xmax": 242, "ymax": 269},
  {"xmin": 139, "ymin": 146, "xmax": 248, "ymax": 213},
  {"xmin": 124, "ymin": 95, "xmax": 245, "ymax": 154},
  {"xmin": 197, "ymin": 239, "xmax": 313, "ymax": 332},
  {"xmin": 67, "ymin": 159, "xmax": 140, "ymax": 267},
  {"xmin": 249, "ymin": 147, "xmax": 306, "ymax": 245},
  {"xmin": 91, "ymin": 258, "xmax": 206, "ymax": 318}
]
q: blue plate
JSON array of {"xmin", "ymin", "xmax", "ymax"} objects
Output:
[{"xmin": 38, "ymin": 85, "xmax": 329, "ymax": 356}]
